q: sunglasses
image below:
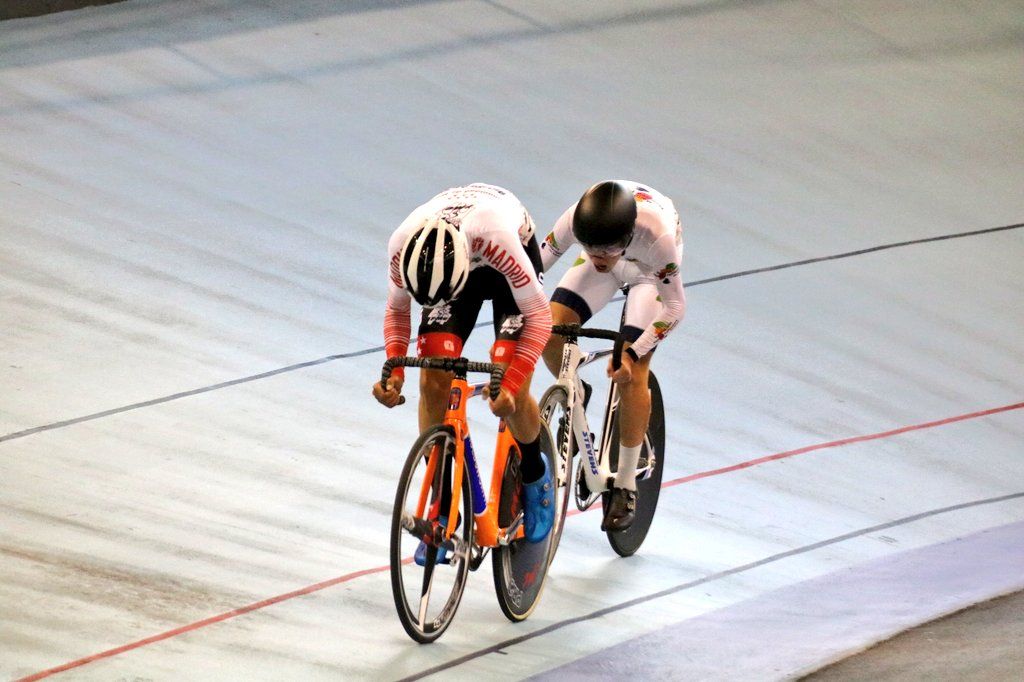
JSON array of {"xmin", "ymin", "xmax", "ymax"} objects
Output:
[
  {"xmin": 584, "ymin": 247, "xmax": 626, "ymax": 259},
  {"xmin": 585, "ymin": 239, "xmax": 631, "ymax": 258},
  {"xmin": 581, "ymin": 231, "xmax": 633, "ymax": 258}
]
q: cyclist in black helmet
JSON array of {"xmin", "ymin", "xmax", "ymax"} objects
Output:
[{"xmin": 540, "ymin": 180, "xmax": 686, "ymax": 531}]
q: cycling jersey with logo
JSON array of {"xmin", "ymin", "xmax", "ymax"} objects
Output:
[
  {"xmin": 384, "ymin": 184, "xmax": 551, "ymax": 394},
  {"xmin": 539, "ymin": 181, "xmax": 685, "ymax": 357}
]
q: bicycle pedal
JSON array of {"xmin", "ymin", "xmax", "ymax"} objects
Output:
[
  {"xmin": 414, "ymin": 541, "xmax": 452, "ymax": 566},
  {"xmin": 498, "ymin": 512, "xmax": 524, "ymax": 546}
]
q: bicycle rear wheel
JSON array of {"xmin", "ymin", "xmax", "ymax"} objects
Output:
[
  {"xmin": 390, "ymin": 425, "xmax": 474, "ymax": 643},
  {"xmin": 537, "ymin": 385, "xmax": 573, "ymax": 564},
  {"xmin": 604, "ymin": 370, "xmax": 666, "ymax": 557},
  {"xmin": 492, "ymin": 424, "xmax": 557, "ymax": 621}
]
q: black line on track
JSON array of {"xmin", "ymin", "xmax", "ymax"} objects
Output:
[
  {"xmin": 1, "ymin": 222, "xmax": 1021, "ymax": 444},
  {"xmin": 683, "ymin": 222, "xmax": 1024, "ymax": 287},
  {"xmin": 397, "ymin": 491, "xmax": 1024, "ymax": 681},
  {"xmin": 0, "ymin": 346, "xmax": 384, "ymax": 443}
]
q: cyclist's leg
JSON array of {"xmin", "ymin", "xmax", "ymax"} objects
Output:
[
  {"xmin": 488, "ymin": 247, "xmax": 546, "ymax": 472},
  {"xmin": 415, "ymin": 274, "xmax": 485, "ymax": 432},
  {"xmin": 490, "ymin": 240, "xmax": 554, "ymax": 542},
  {"xmin": 604, "ymin": 280, "xmax": 658, "ymax": 529},
  {"xmin": 615, "ymin": 342, "xmax": 652, "ymax": 482},
  {"xmin": 542, "ymin": 250, "xmax": 621, "ymax": 377},
  {"xmin": 618, "ymin": 278, "xmax": 659, "ymax": 453},
  {"xmin": 542, "ymin": 303, "xmax": 581, "ymax": 377}
]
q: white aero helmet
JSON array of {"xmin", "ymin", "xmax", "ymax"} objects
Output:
[{"xmin": 400, "ymin": 215, "xmax": 470, "ymax": 307}]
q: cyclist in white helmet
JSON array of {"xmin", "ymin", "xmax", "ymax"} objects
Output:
[
  {"xmin": 540, "ymin": 180, "xmax": 686, "ymax": 532},
  {"xmin": 373, "ymin": 184, "xmax": 555, "ymax": 554}
]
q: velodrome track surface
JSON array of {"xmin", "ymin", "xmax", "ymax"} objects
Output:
[{"xmin": 1, "ymin": 1, "xmax": 1022, "ymax": 679}]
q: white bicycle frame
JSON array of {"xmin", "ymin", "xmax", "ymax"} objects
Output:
[{"xmin": 552, "ymin": 335, "xmax": 656, "ymax": 512}]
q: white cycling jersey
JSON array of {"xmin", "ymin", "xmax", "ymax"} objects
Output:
[
  {"xmin": 384, "ymin": 184, "xmax": 551, "ymax": 393},
  {"xmin": 540, "ymin": 181, "xmax": 685, "ymax": 357}
]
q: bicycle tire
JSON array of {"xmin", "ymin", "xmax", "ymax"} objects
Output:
[
  {"xmin": 492, "ymin": 424, "xmax": 557, "ymax": 622},
  {"xmin": 390, "ymin": 425, "xmax": 474, "ymax": 643},
  {"xmin": 604, "ymin": 370, "xmax": 666, "ymax": 557},
  {"xmin": 537, "ymin": 385, "xmax": 573, "ymax": 565}
]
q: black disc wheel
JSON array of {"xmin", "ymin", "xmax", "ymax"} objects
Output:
[
  {"xmin": 603, "ymin": 371, "xmax": 666, "ymax": 557},
  {"xmin": 390, "ymin": 425, "xmax": 474, "ymax": 643},
  {"xmin": 492, "ymin": 424, "xmax": 558, "ymax": 622}
]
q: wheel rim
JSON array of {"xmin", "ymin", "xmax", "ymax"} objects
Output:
[
  {"xmin": 539, "ymin": 387, "xmax": 572, "ymax": 563},
  {"xmin": 391, "ymin": 429, "xmax": 471, "ymax": 641}
]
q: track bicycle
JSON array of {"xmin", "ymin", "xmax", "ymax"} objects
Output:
[
  {"xmin": 382, "ymin": 356, "xmax": 557, "ymax": 643},
  {"xmin": 539, "ymin": 324, "xmax": 666, "ymax": 558}
]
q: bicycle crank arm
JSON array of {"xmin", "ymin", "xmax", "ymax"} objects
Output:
[
  {"xmin": 497, "ymin": 513, "xmax": 524, "ymax": 545},
  {"xmin": 440, "ymin": 536, "xmax": 470, "ymax": 563},
  {"xmin": 636, "ymin": 452, "xmax": 657, "ymax": 481},
  {"xmin": 636, "ymin": 439, "xmax": 657, "ymax": 481},
  {"xmin": 402, "ymin": 512, "xmax": 471, "ymax": 561},
  {"xmin": 579, "ymin": 492, "xmax": 602, "ymax": 511}
]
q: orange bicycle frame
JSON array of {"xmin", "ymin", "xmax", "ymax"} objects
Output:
[{"xmin": 415, "ymin": 375, "xmax": 524, "ymax": 548}]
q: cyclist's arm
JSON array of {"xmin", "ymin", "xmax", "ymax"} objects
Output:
[
  {"xmin": 383, "ymin": 230, "xmax": 413, "ymax": 381},
  {"xmin": 539, "ymin": 204, "xmax": 577, "ymax": 272},
  {"xmin": 630, "ymin": 233, "xmax": 686, "ymax": 358},
  {"xmin": 505, "ymin": 287, "xmax": 552, "ymax": 395},
  {"xmin": 481, "ymin": 227, "xmax": 552, "ymax": 394}
]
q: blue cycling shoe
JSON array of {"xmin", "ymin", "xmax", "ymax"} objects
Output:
[
  {"xmin": 522, "ymin": 457, "xmax": 554, "ymax": 543},
  {"xmin": 414, "ymin": 516, "xmax": 453, "ymax": 566}
]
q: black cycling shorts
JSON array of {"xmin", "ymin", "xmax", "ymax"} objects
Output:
[{"xmin": 416, "ymin": 236, "xmax": 543, "ymax": 358}]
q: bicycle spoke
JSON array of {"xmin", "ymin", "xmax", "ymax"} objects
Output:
[{"xmin": 418, "ymin": 555, "xmax": 437, "ymax": 625}]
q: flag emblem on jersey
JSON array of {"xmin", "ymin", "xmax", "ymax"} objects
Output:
[{"xmin": 655, "ymin": 262, "xmax": 679, "ymax": 281}]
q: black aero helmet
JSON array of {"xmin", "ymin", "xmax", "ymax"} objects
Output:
[{"xmin": 571, "ymin": 181, "xmax": 637, "ymax": 250}]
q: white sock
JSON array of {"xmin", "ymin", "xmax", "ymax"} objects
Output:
[{"xmin": 614, "ymin": 444, "xmax": 642, "ymax": 491}]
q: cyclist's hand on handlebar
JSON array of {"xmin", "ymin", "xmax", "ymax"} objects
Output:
[
  {"xmin": 372, "ymin": 377, "xmax": 405, "ymax": 408},
  {"xmin": 608, "ymin": 353, "xmax": 634, "ymax": 385},
  {"xmin": 485, "ymin": 385, "xmax": 517, "ymax": 418}
]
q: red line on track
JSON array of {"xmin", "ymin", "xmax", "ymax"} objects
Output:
[
  {"xmin": 15, "ymin": 564, "xmax": 396, "ymax": 682},
  {"xmin": 17, "ymin": 400, "xmax": 1024, "ymax": 681},
  {"xmin": 661, "ymin": 401, "xmax": 1024, "ymax": 488}
]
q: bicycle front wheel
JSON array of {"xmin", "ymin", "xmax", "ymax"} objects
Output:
[
  {"xmin": 604, "ymin": 370, "xmax": 666, "ymax": 557},
  {"xmin": 390, "ymin": 425, "xmax": 474, "ymax": 643},
  {"xmin": 538, "ymin": 385, "xmax": 573, "ymax": 565},
  {"xmin": 492, "ymin": 424, "xmax": 557, "ymax": 621}
]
